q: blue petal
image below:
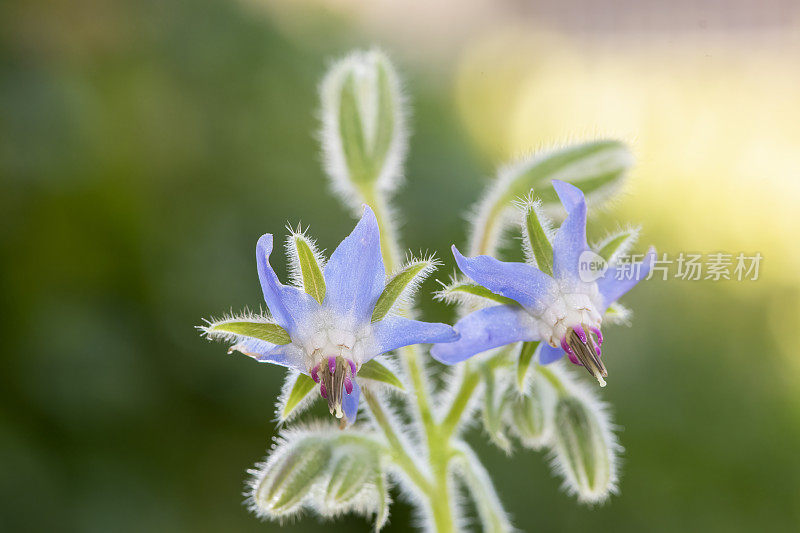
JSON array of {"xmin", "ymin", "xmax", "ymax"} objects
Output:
[
  {"xmin": 430, "ymin": 305, "xmax": 539, "ymax": 365},
  {"xmin": 452, "ymin": 246, "xmax": 557, "ymax": 315},
  {"xmin": 256, "ymin": 234, "xmax": 320, "ymax": 336},
  {"xmin": 343, "ymin": 379, "xmax": 361, "ymax": 424},
  {"xmin": 323, "ymin": 205, "xmax": 385, "ymax": 326},
  {"xmin": 551, "ymin": 180, "xmax": 589, "ymax": 283},
  {"xmin": 372, "ymin": 316, "xmax": 458, "ymax": 357},
  {"xmin": 538, "ymin": 343, "xmax": 564, "ymax": 365},
  {"xmin": 229, "ymin": 338, "xmax": 304, "ymax": 370},
  {"xmin": 597, "ymin": 247, "xmax": 656, "ymax": 310}
]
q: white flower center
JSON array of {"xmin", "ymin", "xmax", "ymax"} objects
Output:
[{"xmin": 531, "ymin": 282, "xmax": 603, "ymax": 347}]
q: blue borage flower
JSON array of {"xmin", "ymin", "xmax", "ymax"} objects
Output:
[
  {"xmin": 431, "ymin": 180, "xmax": 655, "ymax": 386},
  {"xmin": 204, "ymin": 205, "xmax": 457, "ymax": 424}
]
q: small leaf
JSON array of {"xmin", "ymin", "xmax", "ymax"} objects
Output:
[
  {"xmin": 594, "ymin": 227, "xmax": 640, "ymax": 264},
  {"xmin": 292, "ymin": 234, "xmax": 326, "ymax": 304},
  {"xmin": 552, "ymin": 394, "xmax": 618, "ymax": 503},
  {"xmin": 372, "ymin": 258, "xmax": 434, "ymax": 322},
  {"xmin": 515, "ymin": 341, "xmax": 539, "ymax": 393},
  {"xmin": 207, "ymin": 320, "xmax": 291, "ymax": 345},
  {"xmin": 357, "ymin": 360, "xmax": 404, "ymax": 390},
  {"xmin": 280, "ymin": 374, "xmax": 317, "ymax": 421},
  {"xmin": 520, "ymin": 198, "xmax": 554, "ymax": 275},
  {"xmin": 435, "ymin": 280, "xmax": 519, "ymax": 307}
]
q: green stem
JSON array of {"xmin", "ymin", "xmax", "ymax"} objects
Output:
[
  {"xmin": 363, "ymin": 188, "xmax": 455, "ymax": 531},
  {"xmin": 363, "ymin": 388, "xmax": 433, "ymax": 494},
  {"xmin": 440, "ymin": 364, "xmax": 480, "ymax": 438}
]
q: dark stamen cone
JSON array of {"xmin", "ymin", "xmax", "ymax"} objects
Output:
[
  {"xmin": 320, "ymin": 357, "xmax": 348, "ymax": 418},
  {"xmin": 566, "ymin": 328, "xmax": 608, "ymax": 387}
]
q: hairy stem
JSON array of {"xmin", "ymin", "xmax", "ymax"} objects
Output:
[
  {"xmin": 441, "ymin": 364, "xmax": 480, "ymax": 438},
  {"xmin": 363, "ymin": 388, "xmax": 433, "ymax": 494},
  {"xmin": 364, "ymin": 188, "xmax": 458, "ymax": 531}
]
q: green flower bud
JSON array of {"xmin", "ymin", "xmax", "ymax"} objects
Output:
[
  {"xmin": 551, "ymin": 394, "xmax": 619, "ymax": 504},
  {"xmin": 249, "ymin": 436, "xmax": 332, "ymax": 516}
]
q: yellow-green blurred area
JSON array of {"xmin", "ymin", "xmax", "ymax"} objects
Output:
[{"xmin": 2, "ymin": 0, "xmax": 799, "ymax": 531}]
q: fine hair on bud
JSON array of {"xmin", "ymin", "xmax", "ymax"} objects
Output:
[
  {"xmin": 507, "ymin": 371, "xmax": 557, "ymax": 450},
  {"xmin": 319, "ymin": 49, "xmax": 408, "ymax": 211},
  {"xmin": 547, "ymin": 365, "xmax": 621, "ymax": 504}
]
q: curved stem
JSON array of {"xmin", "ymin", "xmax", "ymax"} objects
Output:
[
  {"xmin": 440, "ymin": 364, "xmax": 480, "ymax": 438},
  {"xmin": 363, "ymin": 388, "xmax": 433, "ymax": 494}
]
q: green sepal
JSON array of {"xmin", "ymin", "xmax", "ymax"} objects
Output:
[
  {"xmin": 208, "ymin": 320, "xmax": 291, "ymax": 345},
  {"xmin": 339, "ymin": 72, "xmax": 372, "ymax": 185},
  {"xmin": 436, "ymin": 280, "xmax": 519, "ymax": 307},
  {"xmin": 515, "ymin": 341, "xmax": 539, "ymax": 393},
  {"xmin": 357, "ymin": 359, "xmax": 404, "ymax": 390},
  {"xmin": 325, "ymin": 445, "xmax": 381, "ymax": 505},
  {"xmin": 372, "ymin": 259, "xmax": 430, "ymax": 322},
  {"xmin": 521, "ymin": 200, "xmax": 554, "ymax": 275},
  {"xmin": 293, "ymin": 234, "xmax": 326, "ymax": 304},
  {"xmin": 280, "ymin": 374, "xmax": 317, "ymax": 421},
  {"xmin": 337, "ymin": 57, "xmax": 397, "ymax": 186},
  {"xmin": 595, "ymin": 227, "xmax": 640, "ymax": 264}
]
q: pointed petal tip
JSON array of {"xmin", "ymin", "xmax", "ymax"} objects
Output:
[
  {"xmin": 360, "ymin": 203, "xmax": 378, "ymax": 225},
  {"xmin": 551, "ymin": 179, "xmax": 587, "ymax": 215},
  {"xmin": 256, "ymin": 233, "xmax": 274, "ymax": 253}
]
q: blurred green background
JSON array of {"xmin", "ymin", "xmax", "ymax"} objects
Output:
[{"xmin": 2, "ymin": 0, "xmax": 799, "ymax": 531}]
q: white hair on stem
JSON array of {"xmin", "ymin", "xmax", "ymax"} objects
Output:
[{"xmin": 452, "ymin": 440, "xmax": 516, "ymax": 533}]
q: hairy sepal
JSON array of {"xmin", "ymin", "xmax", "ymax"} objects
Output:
[
  {"xmin": 357, "ymin": 358, "xmax": 405, "ymax": 391},
  {"xmin": 593, "ymin": 226, "xmax": 640, "ymax": 265},
  {"xmin": 434, "ymin": 277, "xmax": 519, "ymax": 309},
  {"xmin": 199, "ymin": 311, "xmax": 291, "ymax": 345},
  {"xmin": 372, "ymin": 255, "xmax": 439, "ymax": 322},
  {"xmin": 516, "ymin": 195, "xmax": 555, "ymax": 275},
  {"xmin": 285, "ymin": 227, "xmax": 327, "ymax": 304},
  {"xmin": 276, "ymin": 371, "xmax": 318, "ymax": 423}
]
